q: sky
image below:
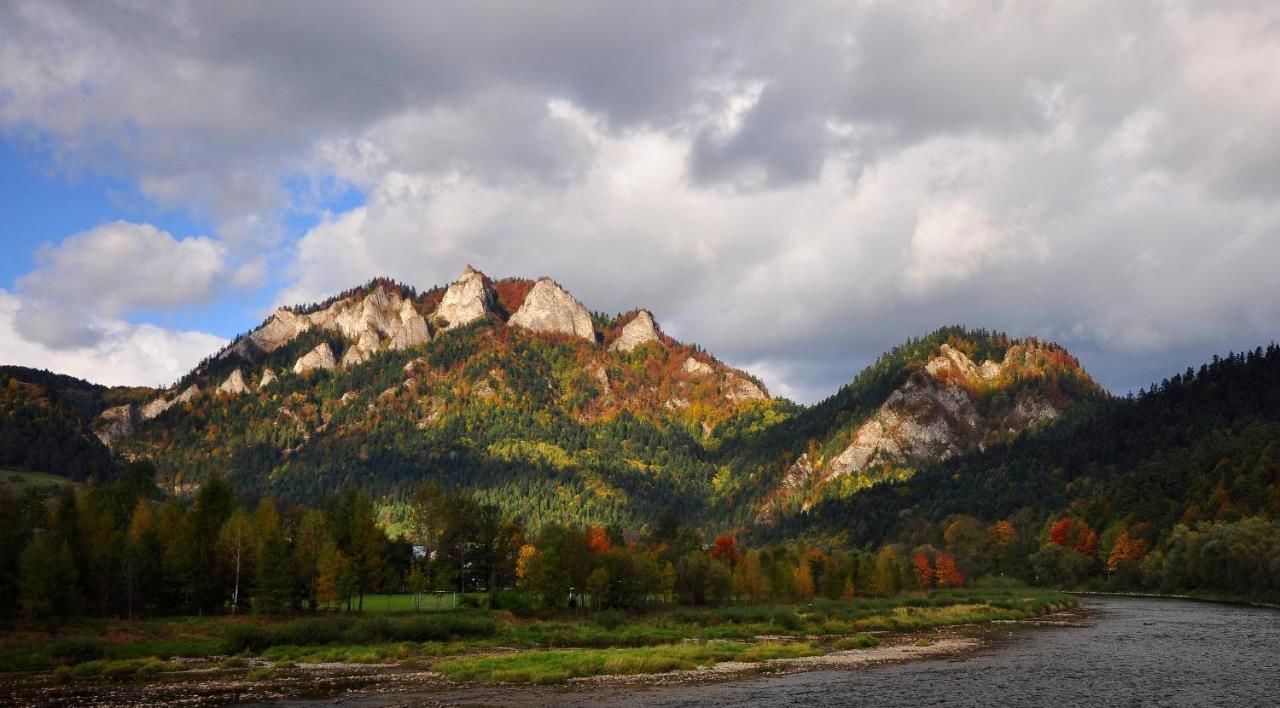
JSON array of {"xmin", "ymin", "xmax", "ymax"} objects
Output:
[{"xmin": 1, "ymin": 1, "xmax": 1279, "ymax": 403}]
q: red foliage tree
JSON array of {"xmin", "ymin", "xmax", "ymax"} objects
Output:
[
  {"xmin": 913, "ymin": 553, "xmax": 935, "ymax": 589},
  {"xmin": 709, "ymin": 534, "xmax": 740, "ymax": 567},
  {"xmin": 1049, "ymin": 518, "xmax": 1075, "ymax": 547}
]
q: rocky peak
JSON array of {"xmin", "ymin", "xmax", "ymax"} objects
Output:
[
  {"xmin": 508, "ymin": 278, "xmax": 595, "ymax": 341},
  {"xmin": 610, "ymin": 310, "xmax": 661, "ymax": 352},
  {"xmin": 434, "ymin": 265, "xmax": 495, "ymax": 330},
  {"xmin": 682, "ymin": 356, "xmax": 715, "ymax": 377},
  {"xmin": 222, "ymin": 283, "xmax": 430, "ymax": 368},
  {"xmin": 818, "ymin": 339, "xmax": 1078, "ymax": 484},
  {"xmin": 294, "ymin": 343, "xmax": 337, "ymax": 375},
  {"xmin": 259, "ymin": 368, "xmax": 278, "ymax": 389},
  {"xmin": 217, "ymin": 369, "xmax": 248, "ymax": 396}
]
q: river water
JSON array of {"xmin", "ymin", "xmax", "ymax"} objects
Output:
[{"xmin": 352, "ymin": 597, "xmax": 1280, "ymax": 707}]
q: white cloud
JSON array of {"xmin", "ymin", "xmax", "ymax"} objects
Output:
[
  {"xmin": 0, "ymin": 290, "xmax": 225, "ymax": 387},
  {"xmin": 19, "ymin": 221, "xmax": 228, "ymax": 317},
  {"xmin": 14, "ymin": 221, "xmax": 230, "ymax": 348}
]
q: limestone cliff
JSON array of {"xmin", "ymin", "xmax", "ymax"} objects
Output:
[
  {"xmin": 217, "ymin": 369, "xmax": 248, "ymax": 396},
  {"xmin": 820, "ymin": 342, "xmax": 1071, "ymax": 482},
  {"xmin": 221, "ymin": 283, "xmax": 430, "ymax": 367},
  {"xmin": 609, "ymin": 310, "xmax": 661, "ymax": 352},
  {"xmin": 508, "ymin": 278, "xmax": 596, "ymax": 341},
  {"xmin": 433, "ymin": 265, "xmax": 495, "ymax": 330},
  {"xmin": 293, "ymin": 343, "xmax": 337, "ymax": 375}
]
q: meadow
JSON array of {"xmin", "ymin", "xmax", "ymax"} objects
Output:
[{"xmin": 0, "ymin": 586, "xmax": 1075, "ymax": 685}]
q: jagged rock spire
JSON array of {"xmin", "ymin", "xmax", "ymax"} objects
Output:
[
  {"xmin": 434, "ymin": 265, "xmax": 495, "ymax": 329},
  {"xmin": 508, "ymin": 278, "xmax": 595, "ymax": 341},
  {"xmin": 609, "ymin": 310, "xmax": 661, "ymax": 352}
]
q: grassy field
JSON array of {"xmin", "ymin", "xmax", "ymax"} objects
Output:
[
  {"xmin": 0, "ymin": 468, "xmax": 77, "ymax": 496},
  {"xmin": 0, "ymin": 586, "xmax": 1076, "ymax": 685},
  {"xmin": 359, "ymin": 592, "xmax": 467, "ymax": 613}
]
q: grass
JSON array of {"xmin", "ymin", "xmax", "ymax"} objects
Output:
[
  {"xmin": 0, "ymin": 586, "xmax": 1075, "ymax": 685},
  {"xmin": 357, "ymin": 592, "xmax": 473, "ymax": 613},
  {"xmin": 831, "ymin": 633, "xmax": 879, "ymax": 650},
  {"xmin": 433, "ymin": 640, "xmax": 823, "ymax": 684},
  {"xmin": 0, "ymin": 468, "xmax": 78, "ymax": 497},
  {"xmin": 61, "ymin": 658, "xmax": 178, "ymax": 681}
]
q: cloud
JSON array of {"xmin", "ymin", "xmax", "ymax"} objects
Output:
[
  {"xmin": 14, "ymin": 221, "xmax": 229, "ymax": 348},
  {"xmin": 3, "ymin": 1, "xmax": 1280, "ymax": 398},
  {"xmin": 0, "ymin": 290, "xmax": 225, "ymax": 387}
]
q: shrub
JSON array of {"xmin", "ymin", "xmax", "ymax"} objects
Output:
[
  {"xmin": 276, "ymin": 617, "xmax": 349, "ymax": 646},
  {"xmin": 495, "ymin": 590, "xmax": 535, "ymax": 618},
  {"xmin": 770, "ymin": 610, "xmax": 802, "ymax": 631},
  {"xmin": 48, "ymin": 638, "xmax": 104, "ymax": 665},
  {"xmin": 224, "ymin": 625, "xmax": 276, "ymax": 654},
  {"xmin": 347, "ymin": 616, "xmax": 394, "ymax": 643},
  {"xmin": 593, "ymin": 610, "xmax": 626, "ymax": 630}
]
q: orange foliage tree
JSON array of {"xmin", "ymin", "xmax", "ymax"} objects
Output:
[
  {"xmin": 1106, "ymin": 531, "xmax": 1150, "ymax": 571},
  {"xmin": 585, "ymin": 526, "xmax": 612, "ymax": 554},
  {"xmin": 934, "ymin": 551, "xmax": 966, "ymax": 588}
]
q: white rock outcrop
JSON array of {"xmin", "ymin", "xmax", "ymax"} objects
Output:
[
  {"xmin": 259, "ymin": 368, "xmax": 278, "ymax": 389},
  {"xmin": 822, "ymin": 343, "xmax": 1065, "ymax": 482},
  {"xmin": 682, "ymin": 357, "xmax": 715, "ymax": 377},
  {"xmin": 508, "ymin": 278, "xmax": 595, "ymax": 341},
  {"xmin": 294, "ymin": 343, "xmax": 337, "ymax": 375},
  {"xmin": 609, "ymin": 310, "xmax": 661, "ymax": 352},
  {"xmin": 140, "ymin": 396, "xmax": 175, "ymax": 420},
  {"xmin": 389, "ymin": 299, "xmax": 431, "ymax": 349},
  {"xmin": 174, "ymin": 385, "xmax": 201, "ymax": 404},
  {"xmin": 434, "ymin": 265, "xmax": 494, "ymax": 330},
  {"xmin": 221, "ymin": 284, "xmax": 430, "ymax": 367},
  {"xmin": 95, "ymin": 404, "xmax": 140, "ymax": 447},
  {"xmin": 724, "ymin": 373, "xmax": 767, "ymax": 402},
  {"xmin": 217, "ymin": 369, "xmax": 248, "ymax": 396}
]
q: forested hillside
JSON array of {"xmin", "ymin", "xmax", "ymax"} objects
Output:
[
  {"xmin": 711, "ymin": 327, "xmax": 1105, "ymax": 521},
  {"xmin": 0, "ymin": 366, "xmax": 148, "ymax": 480},
  {"xmin": 106, "ymin": 270, "xmax": 776, "ymax": 532},
  {"xmin": 770, "ymin": 344, "xmax": 1280, "ymax": 599}
]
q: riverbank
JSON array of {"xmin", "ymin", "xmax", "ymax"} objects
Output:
[
  {"xmin": 0, "ymin": 588, "xmax": 1075, "ymax": 705},
  {"xmin": 1068, "ymin": 590, "xmax": 1280, "ymax": 610}
]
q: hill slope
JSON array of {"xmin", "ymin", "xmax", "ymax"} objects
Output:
[
  {"xmin": 0, "ymin": 366, "xmax": 149, "ymax": 480},
  {"xmin": 103, "ymin": 267, "xmax": 773, "ymax": 530},
  {"xmin": 708, "ymin": 327, "xmax": 1106, "ymax": 523},
  {"xmin": 768, "ymin": 344, "xmax": 1280, "ymax": 572}
]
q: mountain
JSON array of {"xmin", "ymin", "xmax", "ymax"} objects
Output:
[
  {"xmin": 706, "ymin": 327, "xmax": 1105, "ymax": 522},
  {"xmin": 98, "ymin": 267, "xmax": 772, "ymax": 530},
  {"xmin": 80, "ymin": 266, "xmax": 1104, "ymax": 533}
]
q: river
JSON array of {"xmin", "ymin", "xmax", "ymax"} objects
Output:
[{"xmin": 327, "ymin": 596, "xmax": 1280, "ymax": 707}]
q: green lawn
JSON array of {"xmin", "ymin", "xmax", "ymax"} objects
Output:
[
  {"xmin": 0, "ymin": 468, "xmax": 78, "ymax": 496},
  {"xmin": 358, "ymin": 592, "xmax": 471, "ymax": 613}
]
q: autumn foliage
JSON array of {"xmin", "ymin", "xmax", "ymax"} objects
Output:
[
  {"xmin": 585, "ymin": 526, "xmax": 613, "ymax": 554},
  {"xmin": 934, "ymin": 552, "xmax": 966, "ymax": 588},
  {"xmin": 709, "ymin": 535, "xmax": 740, "ymax": 566},
  {"xmin": 1049, "ymin": 517, "xmax": 1098, "ymax": 556},
  {"xmin": 913, "ymin": 553, "xmax": 935, "ymax": 588}
]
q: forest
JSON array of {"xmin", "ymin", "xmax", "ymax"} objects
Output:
[{"xmin": 2, "ymin": 333, "xmax": 1279, "ymax": 630}]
